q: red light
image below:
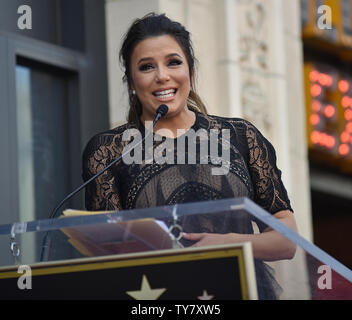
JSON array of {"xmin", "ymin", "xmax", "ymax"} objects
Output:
[
  {"xmin": 341, "ymin": 96, "xmax": 350, "ymax": 108},
  {"xmin": 345, "ymin": 109, "xmax": 352, "ymax": 121},
  {"xmin": 324, "ymin": 105, "xmax": 335, "ymax": 118},
  {"xmin": 312, "ymin": 100, "xmax": 322, "ymax": 112},
  {"xmin": 346, "ymin": 122, "xmax": 352, "ymax": 133},
  {"xmin": 341, "ymin": 131, "xmax": 350, "ymax": 143},
  {"xmin": 309, "ymin": 70, "xmax": 319, "ymax": 82},
  {"xmin": 310, "ymin": 114, "xmax": 320, "ymax": 125},
  {"xmin": 311, "ymin": 84, "xmax": 322, "ymax": 97},
  {"xmin": 339, "ymin": 144, "xmax": 350, "ymax": 156},
  {"xmin": 338, "ymin": 80, "xmax": 350, "ymax": 93}
]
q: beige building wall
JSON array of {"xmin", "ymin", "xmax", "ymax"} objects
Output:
[{"xmin": 105, "ymin": 0, "xmax": 313, "ymax": 299}]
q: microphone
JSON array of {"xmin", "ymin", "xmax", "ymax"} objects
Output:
[
  {"xmin": 40, "ymin": 104, "xmax": 169, "ymax": 261},
  {"xmin": 153, "ymin": 104, "xmax": 168, "ymax": 122}
]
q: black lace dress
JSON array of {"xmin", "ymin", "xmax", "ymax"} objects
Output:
[{"xmin": 82, "ymin": 111, "xmax": 293, "ymax": 299}]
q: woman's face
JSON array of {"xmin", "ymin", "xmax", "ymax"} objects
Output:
[{"xmin": 130, "ymin": 34, "xmax": 192, "ymax": 120}]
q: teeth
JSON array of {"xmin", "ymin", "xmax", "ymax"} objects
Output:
[
  {"xmin": 157, "ymin": 93, "xmax": 174, "ymax": 99},
  {"xmin": 154, "ymin": 89, "xmax": 176, "ymax": 96}
]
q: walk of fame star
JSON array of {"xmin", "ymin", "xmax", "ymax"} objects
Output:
[
  {"xmin": 197, "ymin": 290, "xmax": 214, "ymax": 300},
  {"xmin": 126, "ymin": 275, "xmax": 166, "ymax": 300}
]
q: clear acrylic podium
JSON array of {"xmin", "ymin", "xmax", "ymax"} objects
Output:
[{"xmin": 0, "ymin": 197, "xmax": 351, "ymax": 300}]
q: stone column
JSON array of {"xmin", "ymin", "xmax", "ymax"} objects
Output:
[{"xmin": 213, "ymin": 0, "xmax": 313, "ymax": 299}]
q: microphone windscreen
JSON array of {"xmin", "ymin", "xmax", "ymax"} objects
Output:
[{"xmin": 156, "ymin": 104, "xmax": 168, "ymax": 117}]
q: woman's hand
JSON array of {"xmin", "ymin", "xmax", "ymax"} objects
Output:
[
  {"xmin": 181, "ymin": 210, "xmax": 297, "ymax": 261},
  {"xmin": 181, "ymin": 232, "xmax": 245, "ymax": 247}
]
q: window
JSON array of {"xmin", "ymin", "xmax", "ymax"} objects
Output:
[{"xmin": 15, "ymin": 58, "xmax": 81, "ymax": 262}]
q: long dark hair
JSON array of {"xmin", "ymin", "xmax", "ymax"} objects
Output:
[{"xmin": 119, "ymin": 12, "xmax": 208, "ymax": 126}]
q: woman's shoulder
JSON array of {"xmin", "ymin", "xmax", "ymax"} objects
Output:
[
  {"xmin": 82, "ymin": 122, "xmax": 131, "ymax": 158},
  {"xmin": 198, "ymin": 112, "xmax": 272, "ymax": 152},
  {"xmin": 200, "ymin": 112, "xmax": 259, "ymax": 133}
]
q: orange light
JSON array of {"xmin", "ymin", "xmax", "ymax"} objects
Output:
[
  {"xmin": 319, "ymin": 132, "xmax": 325, "ymax": 145},
  {"xmin": 341, "ymin": 96, "xmax": 350, "ymax": 108},
  {"xmin": 312, "ymin": 100, "xmax": 322, "ymax": 112},
  {"xmin": 324, "ymin": 105, "xmax": 335, "ymax": 118},
  {"xmin": 341, "ymin": 131, "xmax": 350, "ymax": 143},
  {"xmin": 339, "ymin": 144, "xmax": 350, "ymax": 156},
  {"xmin": 346, "ymin": 122, "xmax": 352, "ymax": 133},
  {"xmin": 309, "ymin": 70, "xmax": 319, "ymax": 82},
  {"xmin": 317, "ymin": 132, "xmax": 334, "ymax": 148},
  {"xmin": 321, "ymin": 132, "xmax": 329, "ymax": 147},
  {"xmin": 311, "ymin": 131, "xmax": 320, "ymax": 144},
  {"xmin": 345, "ymin": 109, "xmax": 352, "ymax": 121},
  {"xmin": 310, "ymin": 131, "xmax": 336, "ymax": 148},
  {"xmin": 338, "ymin": 80, "xmax": 350, "ymax": 93},
  {"xmin": 311, "ymin": 84, "xmax": 322, "ymax": 97},
  {"xmin": 310, "ymin": 114, "xmax": 320, "ymax": 125},
  {"xmin": 324, "ymin": 135, "xmax": 335, "ymax": 149},
  {"xmin": 318, "ymin": 73, "xmax": 332, "ymax": 87},
  {"xmin": 326, "ymin": 75, "xmax": 333, "ymax": 87},
  {"xmin": 326, "ymin": 136, "xmax": 335, "ymax": 148}
]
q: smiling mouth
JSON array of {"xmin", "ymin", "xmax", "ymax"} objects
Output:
[{"xmin": 153, "ymin": 88, "xmax": 177, "ymax": 99}]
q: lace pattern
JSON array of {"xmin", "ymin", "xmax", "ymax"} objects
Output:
[
  {"xmin": 82, "ymin": 112, "xmax": 292, "ymax": 215},
  {"xmin": 243, "ymin": 120, "xmax": 291, "ymax": 214}
]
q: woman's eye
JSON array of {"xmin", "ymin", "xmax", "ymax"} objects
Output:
[
  {"xmin": 169, "ymin": 59, "xmax": 182, "ymax": 66},
  {"xmin": 139, "ymin": 63, "xmax": 154, "ymax": 71}
]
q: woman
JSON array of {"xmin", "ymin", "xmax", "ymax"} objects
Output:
[{"xmin": 82, "ymin": 13, "xmax": 297, "ymax": 299}]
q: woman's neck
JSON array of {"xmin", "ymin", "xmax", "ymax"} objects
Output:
[{"xmin": 141, "ymin": 107, "xmax": 196, "ymax": 138}]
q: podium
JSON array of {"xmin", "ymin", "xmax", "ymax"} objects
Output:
[
  {"xmin": 0, "ymin": 243, "xmax": 257, "ymax": 300},
  {"xmin": 0, "ymin": 197, "xmax": 351, "ymax": 300}
]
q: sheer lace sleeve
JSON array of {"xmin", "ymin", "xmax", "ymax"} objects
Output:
[
  {"xmin": 82, "ymin": 132, "xmax": 122, "ymax": 211},
  {"xmin": 244, "ymin": 121, "xmax": 293, "ymax": 215}
]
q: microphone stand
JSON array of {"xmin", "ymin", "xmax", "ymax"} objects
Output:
[{"xmin": 40, "ymin": 105, "xmax": 168, "ymax": 262}]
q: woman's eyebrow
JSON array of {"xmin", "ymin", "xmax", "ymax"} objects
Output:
[
  {"xmin": 166, "ymin": 53, "xmax": 182, "ymax": 59},
  {"xmin": 137, "ymin": 57, "xmax": 153, "ymax": 64},
  {"xmin": 137, "ymin": 53, "xmax": 183, "ymax": 64}
]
